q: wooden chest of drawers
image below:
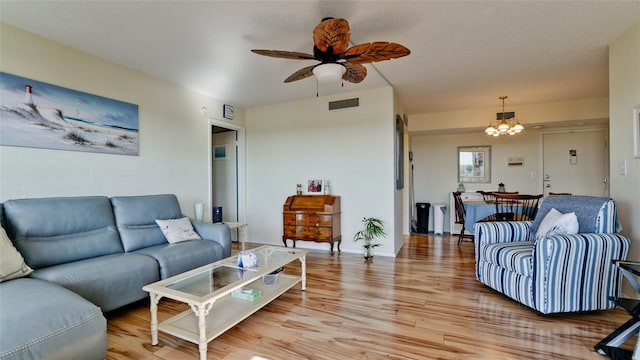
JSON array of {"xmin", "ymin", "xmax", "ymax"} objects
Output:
[{"xmin": 282, "ymin": 195, "xmax": 341, "ymax": 255}]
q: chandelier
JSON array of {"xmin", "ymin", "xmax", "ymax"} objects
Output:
[{"xmin": 484, "ymin": 96, "xmax": 524, "ymax": 136}]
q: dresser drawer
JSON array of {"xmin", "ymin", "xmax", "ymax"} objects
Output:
[
  {"xmin": 284, "ymin": 213, "xmax": 332, "ymax": 227},
  {"xmin": 283, "ymin": 214, "xmax": 298, "ymax": 226},
  {"xmin": 283, "ymin": 226, "xmax": 332, "ymax": 240}
]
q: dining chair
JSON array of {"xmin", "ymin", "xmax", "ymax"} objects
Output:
[
  {"xmin": 477, "ymin": 191, "xmax": 519, "ymax": 204},
  {"xmin": 491, "ymin": 193, "xmax": 543, "ymax": 222},
  {"xmin": 452, "ymin": 191, "xmax": 474, "ymax": 246}
]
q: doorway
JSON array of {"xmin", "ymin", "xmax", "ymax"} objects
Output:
[
  {"xmin": 542, "ymin": 129, "xmax": 609, "ymax": 196},
  {"xmin": 209, "ymin": 119, "xmax": 246, "ymax": 225}
]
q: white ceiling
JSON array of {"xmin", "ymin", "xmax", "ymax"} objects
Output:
[{"xmin": 1, "ymin": 1, "xmax": 639, "ymax": 114}]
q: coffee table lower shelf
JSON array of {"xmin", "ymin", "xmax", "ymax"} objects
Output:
[{"xmin": 158, "ymin": 274, "xmax": 299, "ymax": 345}]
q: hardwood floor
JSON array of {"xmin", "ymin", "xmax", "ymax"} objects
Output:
[{"xmin": 106, "ymin": 235, "xmax": 632, "ymax": 359}]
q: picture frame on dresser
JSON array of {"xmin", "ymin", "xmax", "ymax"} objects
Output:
[{"xmin": 304, "ymin": 178, "xmax": 324, "ymax": 195}]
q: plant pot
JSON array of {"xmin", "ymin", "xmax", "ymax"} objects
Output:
[{"xmin": 364, "ymin": 247, "xmax": 374, "ymax": 261}]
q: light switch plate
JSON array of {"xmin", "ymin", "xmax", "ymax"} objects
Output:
[{"xmin": 619, "ymin": 160, "xmax": 628, "ymax": 175}]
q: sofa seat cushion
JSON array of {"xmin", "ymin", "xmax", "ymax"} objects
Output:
[
  {"xmin": 0, "ymin": 278, "xmax": 106, "ymax": 360},
  {"xmin": 31, "ymin": 253, "xmax": 159, "ymax": 312},
  {"xmin": 134, "ymin": 239, "xmax": 225, "ymax": 279},
  {"xmin": 481, "ymin": 241, "xmax": 534, "ymax": 277}
]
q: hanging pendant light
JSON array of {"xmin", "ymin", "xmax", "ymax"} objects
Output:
[{"xmin": 484, "ymin": 96, "xmax": 525, "ymax": 136}]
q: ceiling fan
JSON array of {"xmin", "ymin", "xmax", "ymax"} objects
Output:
[{"xmin": 251, "ymin": 17, "xmax": 410, "ymax": 84}]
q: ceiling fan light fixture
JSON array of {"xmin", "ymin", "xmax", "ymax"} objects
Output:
[{"xmin": 313, "ymin": 63, "xmax": 346, "ymax": 83}]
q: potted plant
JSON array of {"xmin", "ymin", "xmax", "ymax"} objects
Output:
[{"xmin": 353, "ymin": 217, "xmax": 387, "ymax": 261}]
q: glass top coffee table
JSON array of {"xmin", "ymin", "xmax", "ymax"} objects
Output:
[{"xmin": 142, "ymin": 245, "xmax": 307, "ymax": 360}]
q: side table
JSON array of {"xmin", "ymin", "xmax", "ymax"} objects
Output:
[
  {"xmin": 595, "ymin": 260, "xmax": 640, "ymax": 359},
  {"xmin": 223, "ymin": 222, "xmax": 248, "ymax": 250}
]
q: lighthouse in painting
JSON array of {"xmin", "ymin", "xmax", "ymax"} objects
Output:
[{"xmin": 25, "ymin": 85, "xmax": 33, "ymax": 105}]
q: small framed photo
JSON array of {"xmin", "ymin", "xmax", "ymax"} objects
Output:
[
  {"xmin": 634, "ymin": 105, "xmax": 640, "ymax": 158},
  {"xmin": 304, "ymin": 179, "xmax": 324, "ymax": 195},
  {"xmin": 214, "ymin": 144, "xmax": 227, "ymax": 160}
]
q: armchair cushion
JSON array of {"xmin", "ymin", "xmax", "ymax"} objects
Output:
[
  {"xmin": 530, "ymin": 195, "xmax": 614, "ymax": 235},
  {"xmin": 481, "ymin": 241, "xmax": 534, "ymax": 277},
  {"xmin": 535, "ymin": 208, "xmax": 579, "ymax": 240}
]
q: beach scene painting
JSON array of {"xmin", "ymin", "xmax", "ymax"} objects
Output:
[{"xmin": 0, "ymin": 72, "xmax": 139, "ymax": 155}]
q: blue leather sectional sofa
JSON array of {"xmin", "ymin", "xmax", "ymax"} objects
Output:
[{"xmin": 0, "ymin": 194, "xmax": 231, "ymax": 360}]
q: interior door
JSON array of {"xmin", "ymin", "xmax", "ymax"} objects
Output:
[
  {"xmin": 542, "ymin": 130, "xmax": 608, "ymax": 196},
  {"xmin": 212, "ymin": 126, "xmax": 238, "ymax": 222}
]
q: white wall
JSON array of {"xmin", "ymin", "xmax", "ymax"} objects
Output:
[
  {"xmin": 0, "ymin": 24, "xmax": 237, "ymax": 220},
  {"xmin": 411, "ymin": 125, "xmax": 607, "ymax": 232},
  {"xmin": 245, "ymin": 87, "xmax": 399, "ymax": 256},
  {"xmin": 609, "ymin": 22, "xmax": 640, "ymax": 264}
]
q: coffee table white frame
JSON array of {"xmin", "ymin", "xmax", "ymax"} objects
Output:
[{"xmin": 143, "ymin": 246, "xmax": 307, "ymax": 360}]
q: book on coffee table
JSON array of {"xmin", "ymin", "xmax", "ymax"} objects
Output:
[{"xmin": 231, "ymin": 288, "xmax": 262, "ymax": 301}]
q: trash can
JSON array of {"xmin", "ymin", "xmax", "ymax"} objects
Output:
[
  {"xmin": 415, "ymin": 202, "xmax": 430, "ymax": 234},
  {"xmin": 432, "ymin": 203, "xmax": 446, "ymax": 235}
]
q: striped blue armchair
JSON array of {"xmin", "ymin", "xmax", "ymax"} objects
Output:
[{"xmin": 474, "ymin": 195, "xmax": 630, "ymax": 314}]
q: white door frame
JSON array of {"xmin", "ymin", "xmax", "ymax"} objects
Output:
[{"xmin": 208, "ymin": 118, "xmax": 246, "ymax": 224}]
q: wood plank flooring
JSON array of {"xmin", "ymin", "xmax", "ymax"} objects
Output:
[{"xmin": 106, "ymin": 235, "xmax": 633, "ymax": 359}]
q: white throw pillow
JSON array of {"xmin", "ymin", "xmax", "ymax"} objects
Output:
[
  {"xmin": 155, "ymin": 217, "xmax": 202, "ymax": 244},
  {"xmin": 552, "ymin": 212, "xmax": 579, "ymax": 235},
  {"xmin": 0, "ymin": 226, "xmax": 33, "ymax": 282},
  {"xmin": 535, "ymin": 208, "xmax": 579, "ymax": 240}
]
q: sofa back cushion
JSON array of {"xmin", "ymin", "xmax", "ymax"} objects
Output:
[
  {"xmin": 111, "ymin": 194, "xmax": 183, "ymax": 252},
  {"xmin": 530, "ymin": 195, "xmax": 617, "ymax": 236},
  {"xmin": 3, "ymin": 196, "xmax": 123, "ymax": 269}
]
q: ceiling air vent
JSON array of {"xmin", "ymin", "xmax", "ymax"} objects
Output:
[{"xmin": 329, "ymin": 98, "xmax": 359, "ymax": 110}]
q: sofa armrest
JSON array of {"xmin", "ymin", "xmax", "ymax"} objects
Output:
[
  {"xmin": 475, "ymin": 221, "xmax": 534, "ymax": 246},
  {"xmin": 191, "ymin": 221, "xmax": 231, "ymax": 258},
  {"xmin": 533, "ymin": 233, "xmax": 630, "ymax": 314}
]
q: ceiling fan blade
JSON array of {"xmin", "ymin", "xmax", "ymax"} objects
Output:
[
  {"xmin": 313, "ymin": 18, "xmax": 350, "ymax": 55},
  {"xmin": 251, "ymin": 49, "xmax": 316, "ymax": 60},
  {"xmin": 342, "ymin": 62, "xmax": 367, "ymax": 83},
  {"xmin": 284, "ymin": 65, "xmax": 316, "ymax": 83},
  {"xmin": 344, "ymin": 42, "xmax": 411, "ymax": 64}
]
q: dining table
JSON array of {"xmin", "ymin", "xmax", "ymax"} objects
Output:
[{"xmin": 463, "ymin": 201, "xmax": 496, "ymax": 234}]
